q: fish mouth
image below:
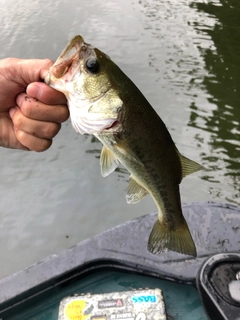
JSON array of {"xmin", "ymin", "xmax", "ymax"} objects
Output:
[{"xmin": 45, "ymin": 35, "xmax": 84, "ymax": 85}]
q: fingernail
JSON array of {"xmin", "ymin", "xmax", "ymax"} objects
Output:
[
  {"xmin": 27, "ymin": 83, "xmax": 41, "ymax": 100},
  {"xmin": 9, "ymin": 107, "xmax": 17, "ymax": 118},
  {"xmin": 16, "ymin": 93, "xmax": 26, "ymax": 106}
]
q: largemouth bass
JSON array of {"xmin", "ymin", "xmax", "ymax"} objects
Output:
[{"xmin": 45, "ymin": 35, "xmax": 204, "ymax": 257}]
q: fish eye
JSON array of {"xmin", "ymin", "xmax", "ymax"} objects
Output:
[{"xmin": 85, "ymin": 58, "xmax": 99, "ymax": 74}]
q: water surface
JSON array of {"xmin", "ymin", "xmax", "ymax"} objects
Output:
[{"xmin": 0, "ymin": 0, "xmax": 239, "ymax": 279}]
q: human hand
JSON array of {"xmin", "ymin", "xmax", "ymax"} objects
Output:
[{"xmin": 0, "ymin": 58, "xmax": 69, "ymax": 151}]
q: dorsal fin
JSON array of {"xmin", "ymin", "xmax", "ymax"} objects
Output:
[
  {"xmin": 126, "ymin": 175, "xmax": 148, "ymax": 204},
  {"xmin": 178, "ymin": 152, "xmax": 204, "ymax": 179},
  {"xmin": 100, "ymin": 145, "xmax": 119, "ymax": 177}
]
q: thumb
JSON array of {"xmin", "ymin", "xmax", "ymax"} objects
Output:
[
  {"xmin": 27, "ymin": 82, "xmax": 67, "ymax": 105},
  {"xmin": 18, "ymin": 59, "xmax": 54, "ymax": 84}
]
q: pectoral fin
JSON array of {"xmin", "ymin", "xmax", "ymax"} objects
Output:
[
  {"xmin": 100, "ymin": 145, "xmax": 119, "ymax": 177},
  {"xmin": 126, "ymin": 175, "xmax": 148, "ymax": 204},
  {"xmin": 178, "ymin": 152, "xmax": 204, "ymax": 179},
  {"xmin": 115, "ymin": 141, "xmax": 144, "ymax": 168}
]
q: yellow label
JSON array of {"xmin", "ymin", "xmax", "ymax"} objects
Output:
[{"xmin": 64, "ymin": 299, "xmax": 90, "ymax": 320}]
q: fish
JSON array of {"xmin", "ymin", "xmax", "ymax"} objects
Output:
[{"xmin": 45, "ymin": 35, "xmax": 204, "ymax": 257}]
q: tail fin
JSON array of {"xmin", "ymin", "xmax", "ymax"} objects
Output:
[{"xmin": 148, "ymin": 218, "xmax": 196, "ymax": 257}]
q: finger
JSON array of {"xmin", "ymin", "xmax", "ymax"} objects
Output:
[
  {"xmin": 27, "ymin": 82, "xmax": 67, "ymax": 105},
  {"xmin": 0, "ymin": 112, "xmax": 29, "ymax": 150},
  {"xmin": 15, "ymin": 128, "xmax": 52, "ymax": 152},
  {"xmin": 16, "ymin": 93, "xmax": 69, "ymax": 123},
  {"xmin": 9, "ymin": 106, "xmax": 61, "ymax": 139}
]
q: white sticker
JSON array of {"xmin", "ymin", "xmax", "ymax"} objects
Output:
[{"xmin": 135, "ymin": 312, "xmax": 146, "ymax": 320}]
